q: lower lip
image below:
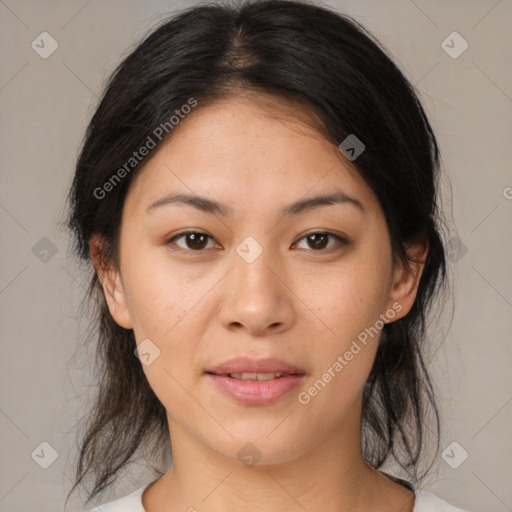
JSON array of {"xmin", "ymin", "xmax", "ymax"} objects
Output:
[{"xmin": 207, "ymin": 373, "xmax": 305, "ymax": 405}]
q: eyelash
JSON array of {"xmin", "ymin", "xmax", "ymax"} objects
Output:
[{"xmin": 165, "ymin": 230, "xmax": 349, "ymax": 254}]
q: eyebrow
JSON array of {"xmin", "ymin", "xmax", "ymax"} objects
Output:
[{"xmin": 145, "ymin": 190, "xmax": 365, "ymax": 217}]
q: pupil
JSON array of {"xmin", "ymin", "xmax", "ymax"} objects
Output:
[
  {"xmin": 308, "ymin": 233, "xmax": 327, "ymax": 250},
  {"xmin": 188, "ymin": 233, "xmax": 207, "ymax": 250}
]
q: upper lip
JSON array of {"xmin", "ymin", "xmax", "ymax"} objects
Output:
[{"xmin": 207, "ymin": 357, "xmax": 306, "ymax": 375}]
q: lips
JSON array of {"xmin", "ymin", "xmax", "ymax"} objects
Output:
[
  {"xmin": 205, "ymin": 357, "xmax": 306, "ymax": 405},
  {"xmin": 228, "ymin": 372, "xmax": 286, "ymax": 381},
  {"xmin": 206, "ymin": 356, "xmax": 306, "ymax": 377}
]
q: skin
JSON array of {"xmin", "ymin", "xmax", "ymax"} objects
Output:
[{"xmin": 90, "ymin": 94, "xmax": 427, "ymax": 512}]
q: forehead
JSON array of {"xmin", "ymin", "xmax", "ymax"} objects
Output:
[{"xmin": 123, "ymin": 95, "xmax": 378, "ymax": 218}]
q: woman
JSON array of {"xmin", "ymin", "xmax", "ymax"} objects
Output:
[{"xmin": 65, "ymin": 1, "xmax": 470, "ymax": 510}]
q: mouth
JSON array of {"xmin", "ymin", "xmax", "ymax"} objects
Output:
[
  {"xmin": 206, "ymin": 356, "xmax": 306, "ymax": 377},
  {"xmin": 204, "ymin": 357, "xmax": 306, "ymax": 405},
  {"xmin": 205, "ymin": 371, "xmax": 302, "ymax": 381}
]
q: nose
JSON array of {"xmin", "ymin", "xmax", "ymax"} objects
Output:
[{"xmin": 216, "ymin": 242, "xmax": 295, "ymax": 337}]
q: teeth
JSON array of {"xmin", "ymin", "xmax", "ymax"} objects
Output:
[{"xmin": 228, "ymin": 372, "xmax": 284, "ymax": 381}]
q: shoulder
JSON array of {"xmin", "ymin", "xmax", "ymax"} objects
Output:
[
  {"xmin": 81, "ymin": 484, "xmax": 471, "ymax": 512},
  {"xmin": 83, "ymin": 486, "xmax": 146, "ymax": 512},
  {"xmin": 414, "ymin": 489, "xmax": 471, "ymax": 512}
]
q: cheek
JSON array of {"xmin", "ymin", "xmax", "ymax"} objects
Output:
[
  {"xmin": 300, "ymin": 276, "xmax": 386, "ymax": 419},
  {"xmin": 120, "ymin": 245, "xmax": 211, "ymax": 371},
  {"xmin": 126, "ymin": 265, "xmax": 202, "ymax": 408},
  {"xmin": 316, "ymin": 260, "xmax": 390, "ymax": 338},
  {"xmin": 121, "ymin": 243, "xmax": 195, "ymax": 335},
  {"xmin": 126, "ymin": 277, "xmax": 183, "ymax": 338},
  {"xmin": 304, "ymin": 246, "xmax": 391, "ymax": 389}
]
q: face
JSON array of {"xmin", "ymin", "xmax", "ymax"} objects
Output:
[{"xmin": 91, "ymin": 95, "xmax": 424, "ymax": 465}]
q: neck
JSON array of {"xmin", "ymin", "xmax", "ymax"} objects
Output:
[
  {"xmin": 142, "ymin": 398, "xmax": 415, "ymax": 512},
  {"xmin": 175, "ymin": 436, "xmax": 372, "ymax": 511}
]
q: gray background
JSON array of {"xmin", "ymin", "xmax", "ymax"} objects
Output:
[{"xmin": 1, "ymin": 0, "xmax": 511, "ymax": 511}]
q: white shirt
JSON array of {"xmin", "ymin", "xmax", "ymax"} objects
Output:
[{"xmin": 85, "ymin": 483, "xmax": 471, "ymax": 511}]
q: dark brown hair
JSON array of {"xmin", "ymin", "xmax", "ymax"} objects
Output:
[{"xmin": 64, "ymin": 0, "xmax": 448, "ymax": 505}]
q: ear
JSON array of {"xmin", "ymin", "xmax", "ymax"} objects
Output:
[
  {"xmin": 89, "ymin": 235, "xmax": 133, "ymax": 329},
  {"xmin": 386, "ymin": 238, "xmax": 428, "ymax": 322}
]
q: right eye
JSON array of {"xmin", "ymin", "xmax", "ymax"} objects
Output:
[{"xmin": 166, "ymin": 230, "xmax": 219, "ymax": 252}]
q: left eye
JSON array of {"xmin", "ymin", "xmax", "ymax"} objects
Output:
[
  {"xmin": 166, "ymin": 231, "xmax": 347, "ymax": 252},
  {"xmin": 293, "ymin": 232, "xmax": 347, "ymax": 252}
]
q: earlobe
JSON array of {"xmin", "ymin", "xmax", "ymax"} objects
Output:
[
  {"xmin": 100, "ymin": 268, "xmax": 133, "ymax": 330},
  {"xmin": 89, "ymin": 235, "xmax": 133, "ymax": 330},
  {"xmin": 386, "ymin": 239, "xmax": 428, "ymax": 322}
]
